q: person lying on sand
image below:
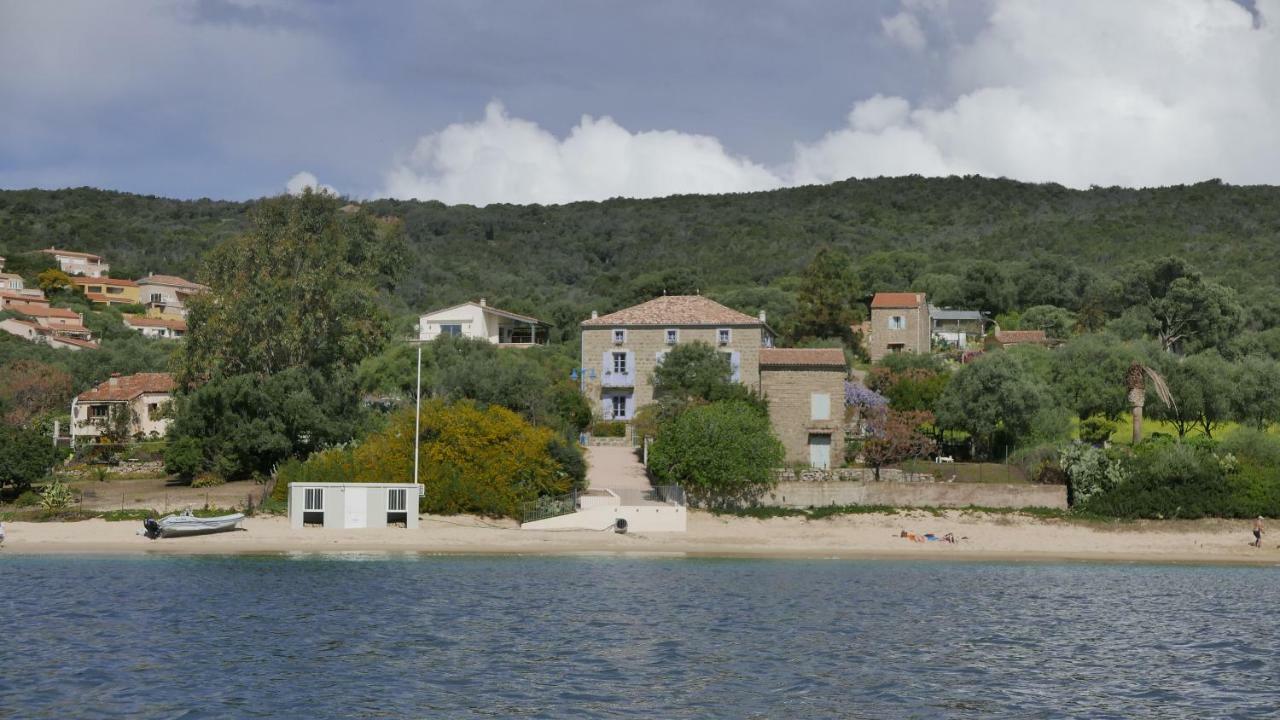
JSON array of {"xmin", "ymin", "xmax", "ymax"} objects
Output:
[{"xmin": 901, "ymin": 531, "xmax": 957, "ymax": 544}]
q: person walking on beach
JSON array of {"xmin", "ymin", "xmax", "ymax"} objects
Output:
[
  {"xmin": 1253, "ymin": 517, "xmax": 1264, "ymax": 548},
  {"xmin": 0, "ymin": 520, "xmax": 5, "ymax": 549}
]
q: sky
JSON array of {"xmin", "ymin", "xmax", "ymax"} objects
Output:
[{"xmin": 1, "ymin": 0, "xmax": 1277, "ymax": 204}]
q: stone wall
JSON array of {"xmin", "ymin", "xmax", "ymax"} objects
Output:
[
  {"xmin": 760, "ymin": 367, "xmax": 847, "ymax": 465},
  {"xmin": 765, "ymin": 479, "xmax": 1067, "ymax": 510},
  {"xmin": 868, "ymin": 304, "xmax": 930, "ymax": 362}
]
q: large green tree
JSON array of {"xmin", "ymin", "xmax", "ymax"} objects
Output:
[
  {"xmin": 0, "ymin": 426, "xmax": 63, "ymax": 491},
  {"xmin": 648, "ymin": 400, "xmax": 784, "ymax": 508},
  {"xmin": 790, "ymin": 247, "xmax": 862, "ymax": 343},
  {"xmin": 935, "ymin": 351, "xmax": 1053, "ymax": 455},
  {"xmin": 1049, "ymin": 335, "xmax": 1137, "ymax": 420},
  {"xmin": 178, "ymin": 190, "xmax": 401, "ymax": 385}
]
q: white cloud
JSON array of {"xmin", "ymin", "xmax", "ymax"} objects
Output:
[
  {"xmin": 791, "ymin": 0, "xmax": 1280, "ymax": 189},
  {"xmin": 382, "ymin": 0, "xmax": 1280, "ymax": 204},
  {"xmin": 881, "ymin": 11, "xmax": 927, "ymax": 51},
  {"xmin": 286, "ymin": 171, "xmax": 337, "ymax": 196},
  {"xmin": 383, "ymin": 101, "xmax": 781, "ymax": 205}
]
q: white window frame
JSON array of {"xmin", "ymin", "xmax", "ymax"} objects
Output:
[
  {"xmin": 439, "ymin": 323, "xmax": 463, "ymax": 337},
  {"xmin": 613, "ymin": 328, "xmax": 626, "ymax": 344},
  {"xmin": 304, "ymin": 487, "xmax": 324, "ymax": 511},
  {"xmin": 665, "ymin": 328, "xmax": 678, "ymax": 345},
  {"xmin": 888, "ymin": 315, "xmax": 906, "ymax": 330},
  {"xmin": 811, "ymin": 393, "xmax": 831, "ymax": 421},
  {"xmin": 388, "ymin": 488, "xmax": 407, "ymax": 512},
  {"xmin": 717, "ymin": 328, "xmax": 731, "ymax": 345},
  {"xmin": 612, "ymin": 351, "xmax": 628, "ymax": 374}
]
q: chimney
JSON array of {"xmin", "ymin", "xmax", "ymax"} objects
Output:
[
  {"xmin": 758, "ymin": 310, "xmax": 767, "ymax": 323},
  {"xmin": 109, "ymin": 373, "xmax": 120, "ymax": 388},
  {"xmin": 479, "ymin": 298, "xmax": 487, "ymax": 307},
  {"xmin": 591, "ymin": 310, "xmax": 598, "ymax": 319}
]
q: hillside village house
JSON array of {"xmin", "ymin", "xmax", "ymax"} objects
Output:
[
  {"xmin": 41, "ymin": 247, "xmax": 110, "ymax": 277},
  {"xmin": 418, "ymin": 299, "xmax": 549, "ymax": 345},
  {"xmin": 0, "ymin": 270, "xmax": 24, "ymax": 291},
  {"xmin": 0, "ymin": 317, "xmax": 99, "ymax": 350},
  {"xmin": 137, "ymin": 274, "xmax": 208, "ymax": 318},
  {"xmin": 72, "ymin": 276, "xmax": 140, "ymax": 306},
  {"xmin": 8, "ymin": 303, "xmax": 92, "ymax": 339},
  {"xmin": 759, "ymin": 348, "xmax": 848, "ymax": 469},
  {"xmin": 986, "ymin": 329, "xmax": 1053, "ymax": 350},
  {"xmin": 0, "ymin": 290, "xmax": 49, "ymax": 309},
  {"xmin": 930, "ymin": 305, "xmax": 989, "ymax": 349},
  {"xmin": 70, "ymin": 372, "xmax": 176, "ymax": 445},
  {"xmin": 123, "ymin": 314, "xmax": 188, "ymax": 339},
  {"xmin": 866, "ymin": 292, "xmax": 931, "ymax": 362},
  {"xmin": 580, "ymin": 295, "xmax": 773, "ymax": 421}
]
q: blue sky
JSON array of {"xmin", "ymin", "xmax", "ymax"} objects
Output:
[{"xmin": 1, "ymin": 0, "xmax": 1277, "ymax": 203}]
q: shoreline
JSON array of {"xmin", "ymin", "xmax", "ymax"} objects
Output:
[{"xmin": 3, "ymin": 511, "xmax": 1278, "ymax": 567}]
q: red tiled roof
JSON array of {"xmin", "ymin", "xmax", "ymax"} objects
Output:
[
  {"xmin": 49, "ymin": 336, "xmax": 100, "ymax": 350},
  {"xmin": 72, "ymin": 276, "xmax": 137, "ymax": 288},
  {"xmin": 0, "ymin": 291, "xmax": 48, "ymax": 305},
  {"xmin": 993, "ymin": 330, "xmax": 1049, "ymax": 345},
  {"xmin": 137, "ymin": 274, "xmax": 208, "ymax": 291},
  {"xmin": 76, "ymin": 372, "xmax": 175, "ymax": 402},
  {"xmin": 582, "ymin": 296, "xmax": 761, "ymax": 327},
  {"xmin": 123, "ymin": 315, "xmax": 187, "ymax": 331},
  {"xmin": 42, "ymin": 247, "xmax": 103, "ymax": 261},
  {"xmin": 10, "ymin": 303, "xmax": 79, "ymax": 319},
  {"xmin": 759, "ymin": 348, "xmax": 847, "ymax": 368},
  {"xmin": 871, "ymin": 292, "xmax": 926, "ymax": 309}
]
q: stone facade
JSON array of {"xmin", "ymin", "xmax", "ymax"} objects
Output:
[
  {"xmin": 760, "ymin": 366, "xmax": 846, "ymax": 467},
  {"xmin": 867, "ymin": 292, "xmax": 930, "ymax": 362},
  {"xmin": 764, "ymin": 479, "xmax": 1068, "ymax": 510},
  {"xmin": 581, "ymin": 324, "xmax": 763, "ymax": 419}
]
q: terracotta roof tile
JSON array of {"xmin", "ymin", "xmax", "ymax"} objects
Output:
[
  {"xmin": 871, "ymin": 292, "xmax": 926, "ymax": 309},
  {"xmin": 72, "ymin": 276, "xmax": 138, "ymax": 288},
  {"xmin": 42, "ymin": 247, "xmax": 103, "ymax": 261},
  {"xmin": 123, "ymin": 315, "xmax": 188, "ymax": 331},
  {"xmin": 49, "ymin": 336, "xmax": 100, "ymax": 350},
  {"xmin": 137, "ymin": 274, "xmax": 208, "ymax": 291},
  {"xmin": 582, "ymin": 296, "xmax": 761, "ymax": 327},
  {"xmin": 993, "ymin": 330, "xmax": 1049, "ymax": 344},
  {"xmin": 76, "ymin": 373, "xmax": 175, "ymax": 402},
  {"xmin": 11, "ymin": 304, "xmax": 79, "ymax": 319},
  {"xmin": 760, "ymin": 348, "xmax": 847, "ymax": 368}
]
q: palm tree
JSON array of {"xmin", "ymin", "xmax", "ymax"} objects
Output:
[{"xmin": 1126, "ymin": 362, "xmax": 1174, "ymax": 444}]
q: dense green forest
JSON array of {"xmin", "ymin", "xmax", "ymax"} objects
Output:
[{"xmin": 2, "ymin": 176, "xmax": 1279, "ymax": 339}]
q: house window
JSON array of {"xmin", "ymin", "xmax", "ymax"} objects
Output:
[
  {"xmin": 718, "ymin": 328, "xmax": 731, "ymax": 345},
  {"xmin": 613, "ymin": 329, "xmax": 626, "ymax": 344},
  {"xmin": 665, "ymin": 329, "xmax": 678, "ymax": 345},
  {"xmin": 440, "ymin": 324, "xmax": 462, "ymax": 337},
  {"xmin": 610, "ymin": 395, "xmax": 628, "ymax": 419},
  {"xmin": 388, "ymin": 488, "xmax": 407, "ymax": 512},
  {"xmin": 89, "ymin": 405, "xmax": 109, "ymax": 419},
  {"xmin": 612, "ymin": 351, "xmax": 628, "ymax": 374},
  {"xmin": 811, "ymin": 393, "xmax": 831, "ymax": 421},
  {"xmin": 150, "ymin": 293, "xmax": 164, "ymax": 304},
  {"xmin": 106, "ymin": 287, "xmax": 122, "ymax": 295},
  {"xmin": 147, "ymin": 403, "xmax": 160, "ymax": 420},
  {"xmin": 888, "ymin": 343, "xmax": 905, "ymax": 353},
  {"xmin": 304, "ymin": 488, "xmax": 324, "ymax": 511},
  {"xmin": 888, "ymin": 315, "xmax": 906, "ymax": 330}
]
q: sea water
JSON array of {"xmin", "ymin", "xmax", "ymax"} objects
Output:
[{"xmin": 0, "ymin": 555, "xmax": 1276, "ymax": 718}]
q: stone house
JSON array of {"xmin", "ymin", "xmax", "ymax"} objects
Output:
[
  {"xmin": 759, "ymin": 348, "xmax": 848, "ymax": 469},
  {"xmin": 579, "ymin": 295, "xmax": 772, "ymax": 420},
  {"xmin": 417, "ymin": 298, "xmax": 549, "ymax": 345},
  {"xmin": 70, "ymin": 372, "xmax": 176, "ymax": 445},
  {"xmin": 867, "ymin": 292, "xmax": 930, "ymax": 362},
  {"xmin": 929, "ymin": 305, "xmax": 989, "ymax": 349}
]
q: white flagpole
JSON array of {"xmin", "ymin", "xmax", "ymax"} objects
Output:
[{"xmin": 414, "ymin": 344, "xmax": 422, "ymax": 486}]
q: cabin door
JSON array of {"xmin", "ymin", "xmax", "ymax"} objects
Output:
[
  {"xmin": 808, "ymin": 434, "xmax": 831, "ymax": 470},
  {"xmin": 344, "ymin": 487, "xmax": 368, "ymax": 528}
]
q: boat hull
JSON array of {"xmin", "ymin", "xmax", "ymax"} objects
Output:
[{"xmin": 155, "ymin": 513, "xmax": 245, "ymax": 538}]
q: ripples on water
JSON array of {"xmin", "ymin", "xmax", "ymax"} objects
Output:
[{"xmin": 1, "ymin": 554, "xmax": 1277, "ymax": 718}]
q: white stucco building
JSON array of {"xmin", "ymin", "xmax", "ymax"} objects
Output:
[
  {"xmin": 288, "ymin": 482, "xmax": 425, "ymax": 529},
  {"xmin": 417, "ymin": 299, "xmax": 548, "ymax": 345},
  {"xmin": 41, "ymin": 247, "xmax": 110, "ymax": 277},
  {"xmin": 136, "ymin": 274, "xmax": 209, "ymax": 319}
]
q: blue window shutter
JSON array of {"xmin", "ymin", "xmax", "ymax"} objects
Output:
[
  {"xmin": 602, "ymin": 350, "xmax": 612, "ymax": 378},
  {"xmin": 730, "ymin": 351, "xmax": 741, "ymax": 383},
  {"xmin": 625, "ymin": 393, "xmax": 635, "ymax": 419},
  {"xmin": 626, "ymin": 350, "xmax": 635, "ymax": 383}
]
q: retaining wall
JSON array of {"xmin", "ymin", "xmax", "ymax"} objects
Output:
[{"xmin": 765, "ymin": 481, "xmax": 1067, "ymax": 510}]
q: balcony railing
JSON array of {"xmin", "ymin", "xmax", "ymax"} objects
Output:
[{"xmin": 601, "ymin": 371, "xmax": 634, "ymax": 387}]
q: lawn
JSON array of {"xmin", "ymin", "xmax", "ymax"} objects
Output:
[{"xmin": 899, "ymin": 459, "xmax": 1028, "ymax": 484}]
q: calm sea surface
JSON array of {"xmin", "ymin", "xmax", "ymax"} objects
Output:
[{"xmin": 1, "ymin": 554, "xmax": 1277, "ymax": 718}]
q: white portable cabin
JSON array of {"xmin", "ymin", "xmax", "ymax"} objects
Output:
[{"xmin": 288, "ymin": 483, "xmax": 424, "ymax": 529}]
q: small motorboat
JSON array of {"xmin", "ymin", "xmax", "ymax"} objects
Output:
[{"xmin": 142, "ymin": 509, "xmax": 245, "ymax": 539}]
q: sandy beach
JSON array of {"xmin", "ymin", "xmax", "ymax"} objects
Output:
[{"xmin": 3, "ymin": 511, "xmax": 1276, "ymax": 565}]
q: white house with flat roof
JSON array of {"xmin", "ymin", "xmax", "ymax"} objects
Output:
[
  {"xmin": 417, "ymin": 299, "xmax": 548, "ymax": 345},
  {"xmin": 288, "ymin": 482, "xmax": 424, "ymax": 529},
  {"xmin": 41, "ymin": 247, "xmax": 110, "ymax": 277}
]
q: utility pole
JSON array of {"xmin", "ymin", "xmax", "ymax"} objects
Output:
[{"xmin": 414, "ymin": 343, "xmax": 422, "ymax": 487}]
